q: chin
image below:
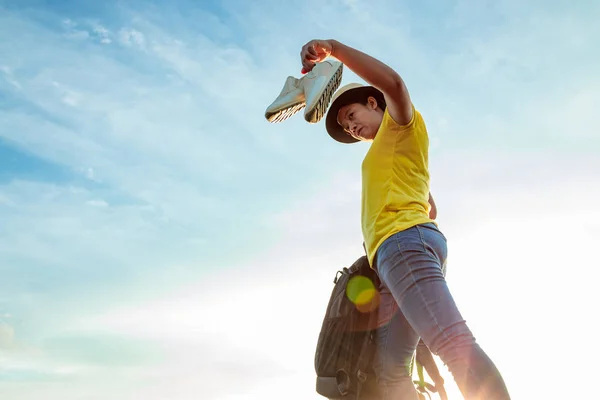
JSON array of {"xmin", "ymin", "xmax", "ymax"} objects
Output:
[{"xmin": 364, "ymin": 132, "xmax": 376, "ymax": 141}]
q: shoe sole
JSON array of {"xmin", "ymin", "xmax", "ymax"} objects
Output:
[
  {"xmin": 265, "ymin": 101, "xmax": 306, "ymax": 123},
  {"xmin": 304, "ymin": 63, "xmax": 344, "ymax": 124}
]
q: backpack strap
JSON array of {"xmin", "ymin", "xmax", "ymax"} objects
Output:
[
  {"xmin": 415, "ymin": 340, "xmax": 448, "ymax": 400},
  {"xmin": 355, "ymin": 297, "xmax": 378, "ymax": 398},
  {"xmin": 352, "ymin": 253, "xmax": 379, "ymax": 398}
]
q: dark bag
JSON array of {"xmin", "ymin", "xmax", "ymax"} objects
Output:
[
  {"xmin": 314, "ymin": 255, "xmax": 380, "ymax": 399},
  {"xmin": 314, "ymin": 255, "xmax": 448, "ymax": 400}
]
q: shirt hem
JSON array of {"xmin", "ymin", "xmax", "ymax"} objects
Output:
[{"xmin": 366, "ymin": 217, "xmax": 438, "ymax": 267}]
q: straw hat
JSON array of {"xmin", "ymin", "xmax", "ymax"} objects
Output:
[{"xmin": 325, "ymin": 82, "xmax": 385, "ymax": 144}]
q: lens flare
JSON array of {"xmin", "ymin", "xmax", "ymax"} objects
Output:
[{"xmin": 346, "ymin": 276, "xmax": 379, "ymax": 312}]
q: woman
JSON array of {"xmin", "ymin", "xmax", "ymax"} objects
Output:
[{"xmin": 300, "ymin": 39, "xmax": 511, "ymax": 400}]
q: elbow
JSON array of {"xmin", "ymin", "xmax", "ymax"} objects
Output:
[
  {"xmin": 428, "ymin": 197, "xmax": 437, "ymax": 220},
  {"xmin": 392, "ymin": 73, "xmax": 404, "ymax": 90},
  {"xmin": 382, "ymin": 74, "xmax": 408, "ymax": 103},
  {"xmin": 429, "ymin": 207, "xmax": 437, "ymax": 220},
  {"xmin": 389, "ymin": 74, "xmax": 406, "ymax": 95}
]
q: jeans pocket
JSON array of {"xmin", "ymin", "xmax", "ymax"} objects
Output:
[
  {"xmin": 421, "ymin": 222, "xmax": 448, "ymax": 243},
  {"xmin": 393, "ymin": 226, "xmax": 426, "ymax": 253},
  {"xmin": 416, "ymin": 224, "xmax": 448, "ymax": 266}
]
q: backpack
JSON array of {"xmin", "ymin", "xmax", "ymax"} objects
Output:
[{"xmin": 314, "ymin": 255, "xmax": 448, "ymax": 400}]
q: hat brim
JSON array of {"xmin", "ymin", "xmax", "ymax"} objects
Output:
[{"xmin": 325, "ymin": 85, "xmax": 384, "ymax": 144}]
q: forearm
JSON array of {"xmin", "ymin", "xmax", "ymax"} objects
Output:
[{"xmin": 329, "ymin": 39, "xmax": 404, "ymax": 97}]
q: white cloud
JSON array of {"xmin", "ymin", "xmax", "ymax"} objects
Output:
[
  {"xmin": 86, "ymin": 199, "xmax": 108, "ymax": 207},
  {"xmin": 0, "ymin": 65, "xmax": 21, "ymax": 89},
  {"xmin": 118, "ymin": 28, "xmax": 145, "ymax": 48},
  {"xmin": 60, "ymin": 18, "xmax": 90, "ymax": 40},
  {"xmin": 84, "ymin": 167, "xmax": 97, "ymax": 181},
  {"xmin": 91, "ymin": 24, "xmax": 112, "ymax": 44}
]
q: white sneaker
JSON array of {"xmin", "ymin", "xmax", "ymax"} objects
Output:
[
  {"xmin": 302, "ymin": 60, "xmax": 343, "ymax": 124},
  {"xmin": 264, "ymin": 60, "xmax": 344, "ymax": 124},
  {"xmin": 264, "ymin": 76, "xmax": 306, "ymax": 123}
]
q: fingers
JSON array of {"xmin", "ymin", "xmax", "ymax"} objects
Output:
[
  {"xmin": 300, "ymin": 45, "xmax": 316, "ymax": 74},
  {"xmin": 300, "ymin": 40, "xmax": 329, "ymax": 74},
  {"xmin": 301, "ymin": 56, "xmax": 315, "ymax": 74},
  {"xmin": 307, "ymin": 45, "xmax": 319, "ymax": 59},
  {"xmin": 301, "ymin": 64, "xmax": 316, "ymax": 74}
]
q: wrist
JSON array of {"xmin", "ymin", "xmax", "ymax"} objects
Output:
[{"xmin": 327, "ymin": 39, "xmax": 340, "ymax": 57}]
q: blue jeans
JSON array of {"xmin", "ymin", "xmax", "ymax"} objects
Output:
[{"xmin": 373, "ymin": 223, "xmax": 511, "ymax": 400}]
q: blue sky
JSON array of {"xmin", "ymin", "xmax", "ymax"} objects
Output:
[{"xmin": 1, "ymin": 0, "xmax": 599, "ymax": 399}]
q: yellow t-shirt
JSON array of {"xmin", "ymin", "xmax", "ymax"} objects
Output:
[{"xmin": 361, "ymin": 105, "xmax": 435, "ymax": 266}]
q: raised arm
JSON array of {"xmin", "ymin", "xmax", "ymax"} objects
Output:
[{"xmin": 300, "ymin": 39, "xmax": 413, "ymax": 125}]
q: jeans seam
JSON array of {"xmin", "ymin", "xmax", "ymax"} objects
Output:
[
  {"xmin": 415, "ymin": 225, "xmax": 428, "ymax": 254},
  {"xmin": 416, "ymin": 224, "xmax": 444, "ymax": 267},
  {"xmin": 394, "ymin": 229, "xmax": 451, "ymax": 354}
]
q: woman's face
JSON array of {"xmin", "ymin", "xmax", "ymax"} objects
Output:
[{"xmin": 336, "ymin": 96, "xmax": 384, "ymax": 142}]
